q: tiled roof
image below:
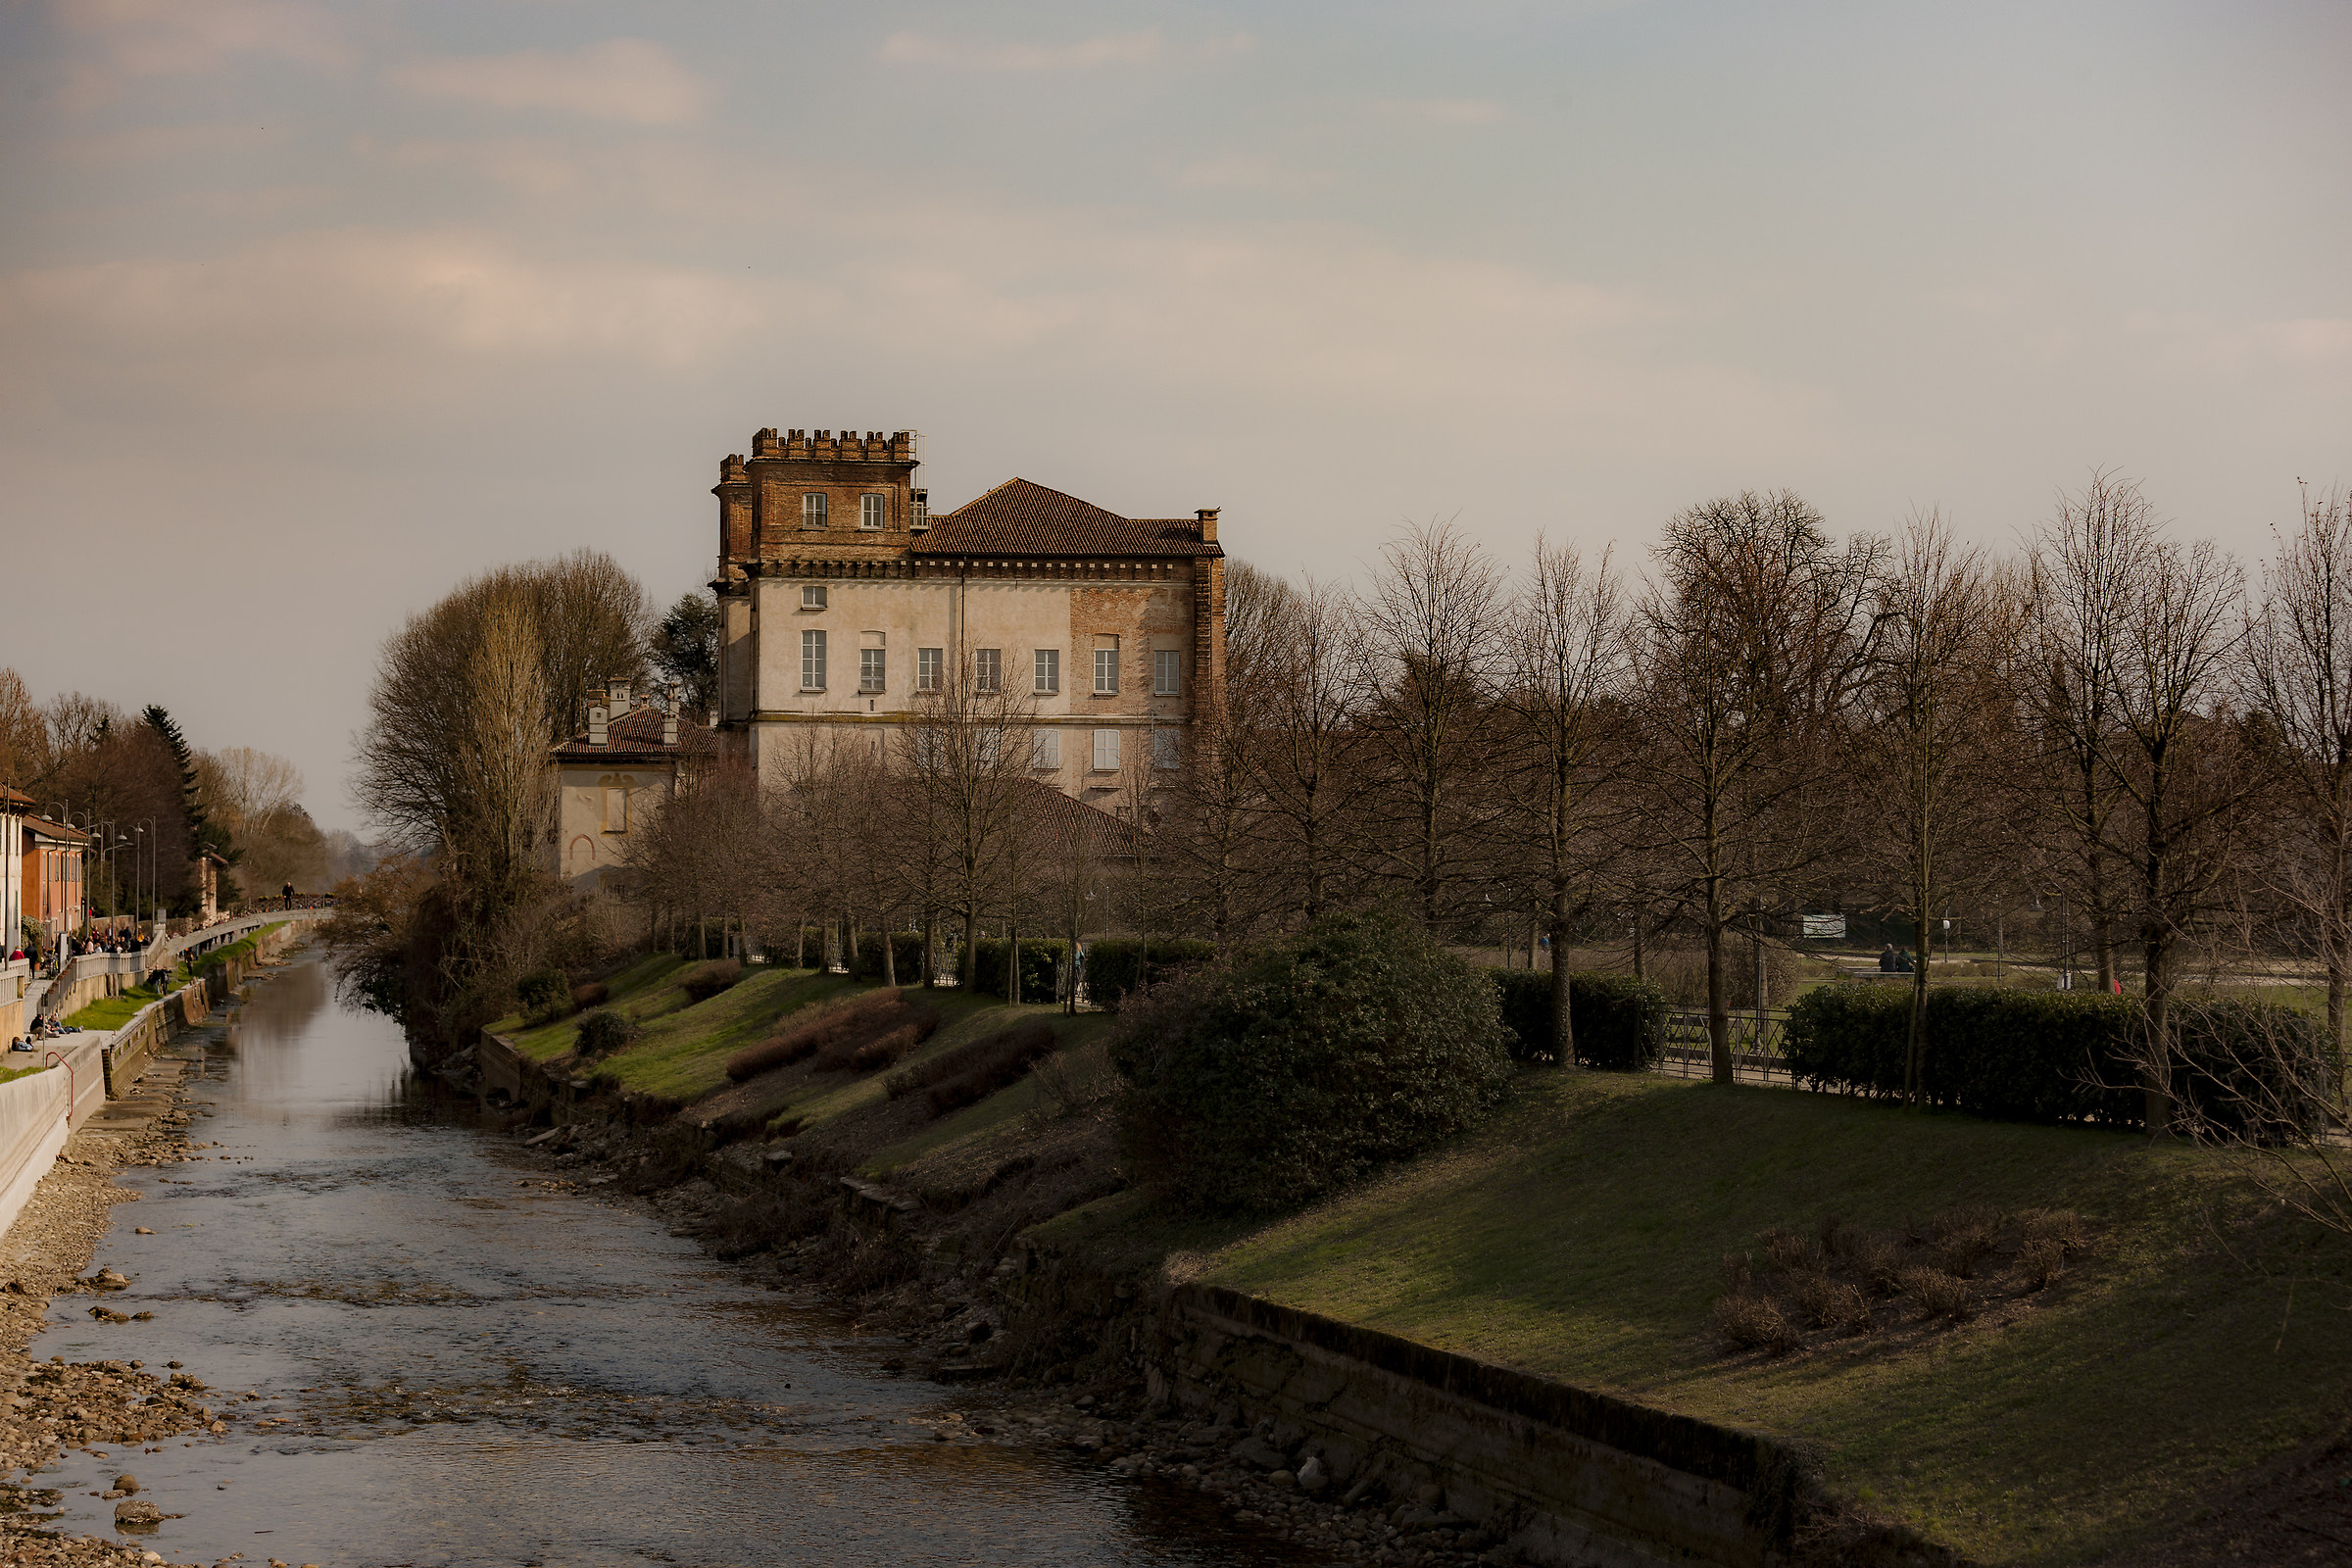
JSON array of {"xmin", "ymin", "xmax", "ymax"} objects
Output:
[
  {"xmin": 1011, "ymin": 777, "xmax": 1142, "ymax": 855},
  {"xmin": 914, "ymin": 479, "xmax": 1219, "ymax": 560},
  {"xmin": 551, "ymin": 705, "xmax": 717, "ymax": 760}
]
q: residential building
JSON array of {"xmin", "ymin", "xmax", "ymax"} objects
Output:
[
  {"xmin": 20, "ymin": 815, "xmax": 87, "ymax": 945},
  {"xmin": 544, "ymin": 680, "xmax": 714, "ymax": 890},
  {"xmin": 710, "ymin": 427, "xmax": 1226, "ymax": 808}
]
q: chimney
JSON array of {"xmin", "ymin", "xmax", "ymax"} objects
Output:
[
  {"xmin": 587, "ymin": 704, "xmax": 609, "ymax": 746},
  {"xmin": 664, "ymin": 683, "xmax": 683, "ymax": 746},
  {"xmin": 1196, "ymin": 507, "xmax": 1219, "ymax": 543},
  {"xmin": 609, "ymin": 675, "xmax": 631, "ymax": 711}
]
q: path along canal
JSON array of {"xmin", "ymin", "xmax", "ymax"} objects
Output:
[{"xmin": 35, "ymin": 951, "xmax": 1321, "ymax": 1567}]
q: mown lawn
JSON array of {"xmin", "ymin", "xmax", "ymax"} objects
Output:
[
  {"xmin": 64, "ymin": 985, "xmax": 166, "ymax": 1032},
  {"xmin": 1180, "ymin": 1071, "xmax": 2352, "ymax": 1566}
]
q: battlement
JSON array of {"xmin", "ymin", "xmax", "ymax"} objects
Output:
[{"xmin": 749, "ymin": 427, "xmax": 916, "ymax": 464}]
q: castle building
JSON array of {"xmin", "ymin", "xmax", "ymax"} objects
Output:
[{"xmin": 710, "ymin": 428, "xmax": 1226, "ymax": 806}]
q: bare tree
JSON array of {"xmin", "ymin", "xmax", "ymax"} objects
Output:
[
  {"xmin": 1358, "ymin": 522, "xmax": 1508, "ymax": 929},
  {"xmin": 1499, "ymin": 536, "xmax": 1630, "ymax": 1061},
  {"xmin": 900, "ymin": 658, "xmax": 1038, "ymax": 986},
  {"xmin": 1851, "ymin": 511, "xmax": 2019, "ymax": 1101},
  {"xmin": 2023, "ymin": 474, "xmax": 2147, "ymax": 991},
  {"xmin": 2105, "ymin": 522, "xmax": 2260, "ymax": 1131},
  {"xmin": 2243, "ymin": 485, "xmax": 2352, "ymax": 1070},
  {"xmin": 1632, "ymin": 490, "xmax": 1883, "ymax": 1081},
  {"xmin": 1151, "ymin": 561, "xmax": 1281, "ymax": 946},
  {"xmin": 1249, "ymin": 574, "xmax": 1367, "ymax": 925}
]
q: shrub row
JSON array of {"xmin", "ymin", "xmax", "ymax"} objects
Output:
[
  {"xmin": 1785, "ymin": 983, "xmax": 2330, "ymax": 1139},
  {"xmin": 1485, "ymin": 968, "xmax": 1670, "ymax": 1070},
  {"xmin": 850, "ymin": 932, "xmax": 928, "ymax": 983},
  {"xmin": 724, "ymin": 989, "xmax": 923, "ymax": 1082},
  {"xmin": 1085, "ymin": 938, "xmax": 1217, "ymax": 1011},
  {"xmin": 885, "ymin": 1019, "xmax": 1060, "ymax": 1119},
  {"xmin": 970, "ymin": 937, "xmax": 1072, "ymax": 999},
  {"xmin": 809, "ymin": 1005, "xmax": 940, "ymax": 1074}
]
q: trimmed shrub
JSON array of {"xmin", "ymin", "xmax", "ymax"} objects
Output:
[
  {"xmin": 678, "ymin": 960, "xmax": 743, "ymax": 1004},
  {"xmin": 1109, "ymin": 910, "xmax": 1512, "ymax": 1212},
  {"xmin": 1085, "ymin": 938, "xmax": 1217, "ymax": 1012},
  {"xmin": 516, "ymin": 968, "xmax": 569, "ymax": 1016},
  {"xmin": 851, "ymin": 931, "xmax": 929, "ymax": 984},
  {"xmin": 1486, "ymin": 968, "xmax": 1668, "ymax": 1069},
  {"xmin": 574, "ymin": 1009, "xmax": 638, "ymax": 1058},
  {"xmin": 904, "ymin": 1020, "xmax": 1060, "ymax": 1118},
  {"xmin": 970, "ymin": 937, "xmax": 1071, "ymax": 1000},
  {"xmin": 724, "ymin": 990, "xmax": 916, "ymax": 1082},
  {"xmin": 809, "ymin": 1004, "xmax": 940, "ymax": 1074},
  {"xmin": 570, "ymin": 981, "xmax": 609, "ymax": 1010}
]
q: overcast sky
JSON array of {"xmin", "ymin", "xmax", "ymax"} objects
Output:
[{"xmin": 5, "ymin": 0, "xmax": 2348, "ymax": 832}]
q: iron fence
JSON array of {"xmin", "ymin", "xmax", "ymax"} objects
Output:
[{"xmin": 1656, "ymin": 1007, "xmax": 1795, "ymax": 1084}]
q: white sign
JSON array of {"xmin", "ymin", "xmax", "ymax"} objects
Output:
[{"xmin": 1801, "ymin": 913, "xmax": 1846, "ymax": 940}]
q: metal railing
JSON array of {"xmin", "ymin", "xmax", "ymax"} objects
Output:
[{"xmin": 1656, "ymin": 1007, "xmax": 1794, "ymax": 1084}]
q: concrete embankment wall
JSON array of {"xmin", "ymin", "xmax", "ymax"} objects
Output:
[
  {"xmin": 1151, "ymin": 1283, "xmax": 1832, "ymax": 1568},
  {"xmin": 0, "ymin": 921, "xmax": 307, "ymax": 1245}
]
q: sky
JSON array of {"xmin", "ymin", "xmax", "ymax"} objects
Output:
[{"xmin": 4, "ymin": 0, "xmax": 2349, "ymax": 832}]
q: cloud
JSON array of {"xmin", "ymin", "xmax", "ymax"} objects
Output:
[
  {"xmin": 50, "ymin": 0, "xmax": 347, "ymax": 106},
  {"xmin": 880, "ymin": 27, "xmax": 1164, "ymax": 72},
  {"xmin": 1381, "ymin": 97, "xmax": 1505, "ymax": 125},
  {"xmin": 1175, "ymin": 153, "xmax": 1330, "ymax": 192},
  {"xmin": 389, "ymin": 39, "xmax": 712, "ymax": 126}
]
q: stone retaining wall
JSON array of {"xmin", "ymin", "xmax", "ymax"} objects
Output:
[{"xmin": 1150, "ymin": 1283, "xmax": 1817, "ymax": 1568}]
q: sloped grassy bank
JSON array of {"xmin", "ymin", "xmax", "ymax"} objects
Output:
[{"xmin": 470, "ymin": 956, "xmax": 2352, "ymax": 1568}]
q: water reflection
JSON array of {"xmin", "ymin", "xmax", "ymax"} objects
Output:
[{"xmin": 30, "ymin": 952, "xmax": 1319, "ymax": 1567}]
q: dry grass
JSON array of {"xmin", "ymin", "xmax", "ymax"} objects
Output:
[{"xmin": 1713, "ymin": 1292, "xmax": 1801, "ymax": 1354}]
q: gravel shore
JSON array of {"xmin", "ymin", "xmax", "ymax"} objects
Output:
[{"xmin": 0, "ymin": 1031, "xmax": 281, "ymax": 1568}]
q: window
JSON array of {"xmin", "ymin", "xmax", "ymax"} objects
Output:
[
  {"xmin": 917, "ymin": 647, "xmax": 943, "ymax": 692},
  {"xmin": 1034, "ymin": 648, "xmax": 1059, "ymax": 695},
  {"xmin": 1092, "ymin": 728, "xmax": 1120, "ymax": 771},
  {"xmin": 1031, "ymin": 728, "xmax": 1060, "ymax": 769},
  {"xmin": 801, "ymin": 493, "xmax": 828, "ymax": 529},
  {"xmin": 978, "ymin": 728, "xmax": 1003, "ymax": 767},
  {"xmin": 801, "ymin": 629, "xmax": 826, "ymax": 690},
  {"xmin": 1094, "ymin": 643, "xmax": 1120, "ymax": 696},
  {"xmin": 1153, "ymin": 728, "xmax": 1181, "ymax": 770},
  {"xmin": 1154, "ymin": 650, "xmax": 1181, "ymax": 696},
  {"xmin": 911, "ymin": 730, "xmax": 942, "ymax": 768},
  {"xmin": 974, "ymin": 648, "xmax": 1002, "ymax": 692},
  {"xmin": 801, "ymin": 585, "xmax": 827, "ymax": 610},
  {"xmin": 859, "ymin": 494, "xmax": 885, "ymax": 530},
  {"xmin": 601, "ymin": 786, "xmax": 628, "ymax": 833},
  {"xmin": 859, "ymin": 647, "xmax": 886, "ymax": 694}
]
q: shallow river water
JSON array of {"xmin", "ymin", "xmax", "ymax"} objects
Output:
[{"xmin": 36, "ymin": 953, "xmax": 1314, "ymax": 1567}]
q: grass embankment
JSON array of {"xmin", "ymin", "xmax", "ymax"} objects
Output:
[
  {"xmin": 62, "ymin": 923, "xmax": 286, "ymax": 1032},
  {"xmin": 1040, "ymin": 1072, "xmax": 2352, "ymax": 1566},
  {"xmin": 494, "ymin": 958, "xmax": 1110, "ymax": 1144}
]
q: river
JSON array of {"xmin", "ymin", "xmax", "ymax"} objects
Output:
[{"xmin": 34, "ymin": 951, "xmax": 1316, "ymax": 1567}]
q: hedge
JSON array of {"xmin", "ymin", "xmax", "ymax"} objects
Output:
[
  {"xmin": 1486, "ymin": 968, "xmax": 1669, "ymax": 1070},
  {"xmin": 1785, "ymin": 983, "xmax": 2329, "ymax": 1139},
  {"xmin": 971, "ymin": 937, "xmax": 1071, "ymax": 999},
  {"xmin": 1085, "ymin": 938, "xmax": 1218, "ymax": 1011},
  {"xmin": 850, "ymin": 931, "xmax": 928, "ymax": 983}
]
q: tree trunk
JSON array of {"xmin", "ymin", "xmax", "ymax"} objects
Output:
[
  {"xmin": 1548, "ymin": 886, "xmax": 1574, "ymax": 1066},
  {"xmin": 1906, "ymin": 908, "xmax": 1931, "ymax": 1105},
  {"xmin": 960, "ymin": 906, "xmax": 978, "ymax": 988},
  {"xmin": 1706, "ymin": 884, "xmax": 1731, "ymax": 1084},
  {"xmin": 882, "ymin": 921, "xmax": 898, "ymax": 988}
]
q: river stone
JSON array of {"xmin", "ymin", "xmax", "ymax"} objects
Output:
[
  {"xmin": 114, "ymin": 1474, "xmax": 138, "ymax": 1493},
  {"xmin": 1229, "ymin": 1435, "xmax": 1288, "ymax": 1470},
  {"xmin": 113, "ymin": 1498, "xmax": 162, "ymax": 1526},
  {"xmin": 1297, "ymin": 1456, "xmax": 1328, "ymax": 1493}
]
